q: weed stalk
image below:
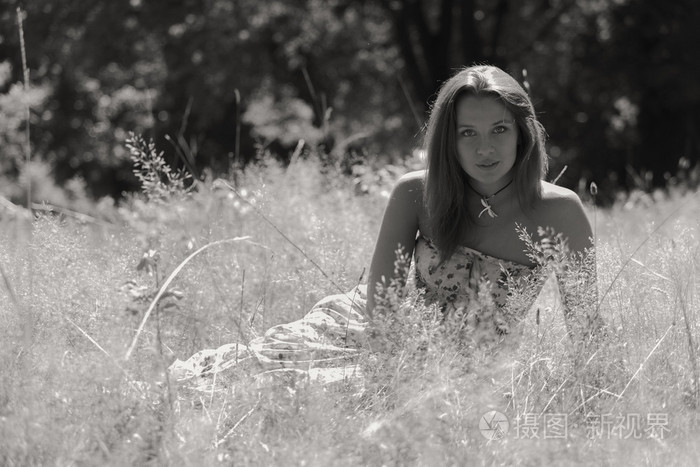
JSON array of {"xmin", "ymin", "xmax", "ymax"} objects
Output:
[
  {"xmin": 153, "ymin": 260, "xmax": 175, "ymax": 413},
  {"xmin": 231, "ymin": 88, "xmax": 241, "ymax": 181},
  {"xmin": 397, "ymin": 74, "xmax": 422, "ymax": 132},
  {"xmin": 125, "ymin": 236, "xmax": 254, "ymax": 360},
  {"xmin": 17, "ymin": 7, "xmax": 31, "ymax": 211},
  {"xmin": 16, "ymin": 7, "xmax": 35, "ymax": 354},
  {"xmin": 551, "ymin": 165, "xmax": 568, "ymax": 185},
  {"xmin": 612, "ymin": 323, "xmax": 674, "ymax": 410}
]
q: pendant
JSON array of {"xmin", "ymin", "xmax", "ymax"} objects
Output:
[{"xmin": 479, "ymin": 198, "xmax": 498, "ymax": 218}]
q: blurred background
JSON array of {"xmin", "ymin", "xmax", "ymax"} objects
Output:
[{"xmin": 1, "ymin": 0, "xmax": 699, "ymax": 206}]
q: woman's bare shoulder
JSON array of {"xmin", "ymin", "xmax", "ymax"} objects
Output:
[
  {"xmin": 540, "ymin": 181, "xmax": 582, "ymax": 203},
  {"xmin": 394, "ymin": 170, "xmax": 426, "ymax": 189},
  {"xmin": 389, "ymin": 170, "xmax": 425, "ymax": 204},
  {"xmin": 534, "ymin": 181, "xmax": 592, "ymax": 251},
  {"xmin": 384, "ymin": 170, "xmax": 426, "ymax": 230},
  {"xmin": 537, "ymin": 181, "xmax": 589, "ymax": 215}
]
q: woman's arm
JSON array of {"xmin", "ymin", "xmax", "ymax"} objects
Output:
[
  {"xmin": 540, "ymin": 188, "xmax": 603, "ymax": 347},
  {"xmin": 366, "ymin": 172, "xmax": 422, "ymax": 318}
]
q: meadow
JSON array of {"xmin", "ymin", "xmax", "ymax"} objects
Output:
[{"xmin": 1, "ymin": 149, "xmax": 699, "ymax": 466}]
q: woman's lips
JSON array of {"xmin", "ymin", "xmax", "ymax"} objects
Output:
[{"xmin": 477, "ymin": 161, "xmax": 500, "ymax": 169}]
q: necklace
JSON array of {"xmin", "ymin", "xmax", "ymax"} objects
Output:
[{"xmin": 467, "ymin": 179, "xmax": 513, "ymax": 218}]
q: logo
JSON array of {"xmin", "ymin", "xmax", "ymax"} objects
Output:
[{"xmin": 479, "ymin": 410, "xmax": 509, "ymax": 440}]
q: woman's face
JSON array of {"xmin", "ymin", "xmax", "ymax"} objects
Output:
[{"xmin": 454, "ymin": 94, "xmax": 518, "ymax": 194}]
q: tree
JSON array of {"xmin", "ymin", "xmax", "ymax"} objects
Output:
[
  {"xmin": 1, "ymin": 0, "xmax": 698, "ymax": 202},
  {"xmin": 377, "ymin": 0, "xmax": 700, "ymax": 197}
]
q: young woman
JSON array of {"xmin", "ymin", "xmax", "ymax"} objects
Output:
[
  {"xmin": 171, "ymin": 65, "xmax": 596, "ymax": 387},
  {"xmin": 367, "ymin": 65, "xmax": 593, "ymax": 327}
]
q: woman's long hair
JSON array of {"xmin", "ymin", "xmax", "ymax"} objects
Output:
[{"xmin": 423, "ymin": 65, "xmax": 548, "ymax": 262}]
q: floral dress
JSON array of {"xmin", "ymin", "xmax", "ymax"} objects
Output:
[
  {"xmin": 414, "ymin": 235, "xmax": 534, "ymax": 334},
  {"xmin": 169, "ymin": 236, "xmax": 537, "ymax": 390}
]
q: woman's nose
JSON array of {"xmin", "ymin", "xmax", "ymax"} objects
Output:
[{"xmin": 476, "ymin": 137, "xmax": 494, "ymax": 154}]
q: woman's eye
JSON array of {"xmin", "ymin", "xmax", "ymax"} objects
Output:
[
  {"xmin": 461, "ymin": 129, "xmax": 476, "ymax": 137},
  {"xmin": 493, "ymin": 126, "xmax": 507, "ymax": 134}
]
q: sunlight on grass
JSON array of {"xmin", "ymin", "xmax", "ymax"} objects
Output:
[{"xmin": 1, "ymin": 156, "xmax": 699, "ymax": 465}]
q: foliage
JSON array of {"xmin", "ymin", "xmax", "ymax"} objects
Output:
[
  {"xmin": 242, "ymin": 94, "xmax": 325, "ymax": 148},
  {"xmin": 125, "ymin": 132, "xmax": 192, "ymax": 201},
  {"xmin": 2, "ymin": 0, "xmax": 699, "ymax": 202}
]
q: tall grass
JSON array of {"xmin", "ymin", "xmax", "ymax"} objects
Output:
[{"xmin": 1, "ymin": 150, "xmax": 699, "ymax": 465}]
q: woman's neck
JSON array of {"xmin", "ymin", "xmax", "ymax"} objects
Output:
[
  {"xmin": 465, "ymin": 179, "xmax": 516, "ymax": 220},
  {"xmin": 467, "ymin": 177, "xmax": 514, "ymax": 198}
]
